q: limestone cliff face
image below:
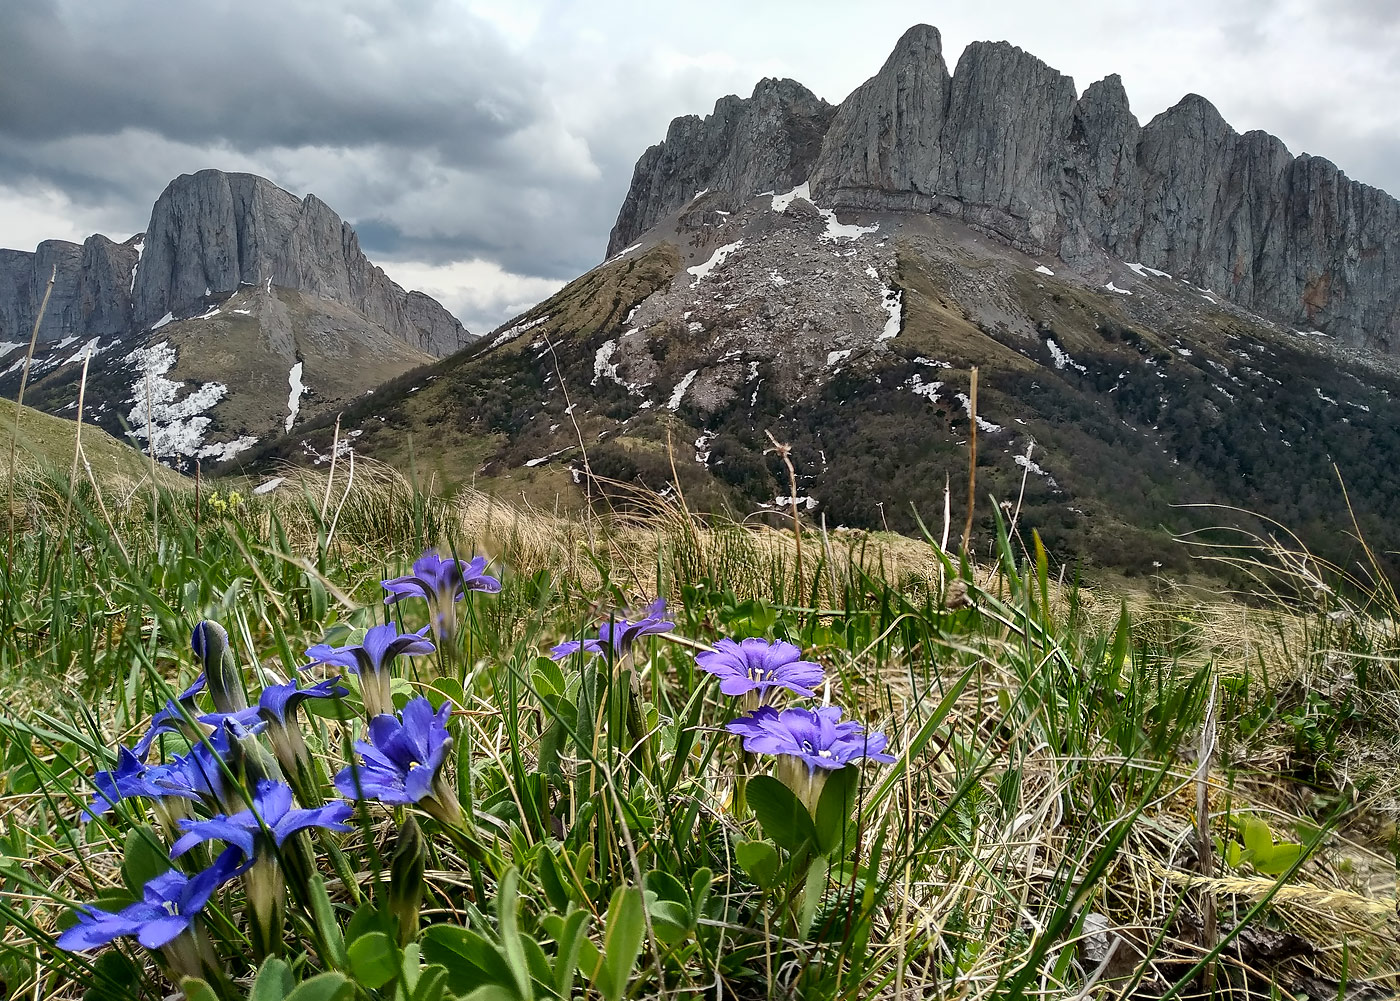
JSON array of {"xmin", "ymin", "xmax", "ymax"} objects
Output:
[
  {"xmin": 0, "ymin": 236, "xmax": 137, "ymax": 347},
  {"xmin": 134, "ymin": 170, "xmax": 472, "ymax": 356},
  {"xmin": 0, "ymin": 169, "xmax": 470, "ymax": 357},
  {"xmin": 605, "ymin": 78, "xmax": 836, "ymax": 256},
  {"xmin": 609, "ymin": 23, "xmax": 1400, "ymax": 350},
  {"xmin": 807, "ymin": 23, "xmax": 951, "ymax": 210}
]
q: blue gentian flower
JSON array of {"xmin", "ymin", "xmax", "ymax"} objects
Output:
[
  {"xmin": 132, "ymin": 675, "xmax": 208, "ymax": 760},
  {"xmin": 550, "ymin": 599, "xmax": 674, "ymax": 660},
  {"xmin": 256, "ymin": 675, "xmax": 348, "ymax": 795},
  {"xmin": 86, "ymin": 747, "xmax": 163, "ymax": 820},
  {"xmin": 56, "ymin": 848, "xmax": 242, "ymax": 951},
  {"xmin": 726, "ymin": 705, "xmax": 895, "ymax": 771},
  {"xmin": 169, "ymin": 780, "xmax": 352, "ymax": 862},
  {"xmin": 695, "ymin": 638, "xmax": 824, "ymax": 701},
  {"xmin": 305, "ymin": 623, "xmax": 433, "ymax": 719},
  {"xmin": 335, "ymin": 697, "xmax": 460, "ymax": 825},
  {"xmin": 88, "ymin": 723, "xmax": 245, "ymax": 821},
  {"xmin": 383, "ymin": 551, "xmax": 500, "ymax": 643},
  {"xmin": 727, "ymin": 705, "xmax": 895, "ymax": 812},
  {"xmin": 258, "ymin": 675, "xmax": 347, "ymax": 726}
]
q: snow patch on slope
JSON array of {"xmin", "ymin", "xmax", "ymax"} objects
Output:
[
  {"xmin": 285, "ymin": 362, "xmax": 306, "ymax": 432},
  {"xmin": 1046, "ymin": 339, "xmax": 1087, "ymax": 374},
  {"xmin": 668, "ymin": 369, "xmax": 698, "ymax": 410},
  {"xmin": 879, "ymin": 287, "xmax": 902, "ymax": 341},
  {"xmin": 688, "ymin": 241, "xmax": 743, "ymax": 285},
  {"xmin": 124, "ymin": 341, "xmax": 233, "ymax": 459}
]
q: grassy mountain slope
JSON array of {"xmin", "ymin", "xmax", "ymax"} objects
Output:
[
  {"xmin": 0, "ymin": 398, "xmax": 183, "ymax": 486},
  {"xmin": 242, "ymin": 194, "xmax": 1400, "ymax": 581}
]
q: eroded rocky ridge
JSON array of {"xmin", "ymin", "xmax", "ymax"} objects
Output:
[
  {"xmin": 608, "ymin": 24, "xmax": 1400, "ymax": 351},
  {"xmin": 0, "ymin": 169, "xmax": 472, "ymax": 357},
  {"xmin": 0, "ymin": 235, "xmax": 138, "ymax": 347},
  {"xmin": 606, "ymin": 78, "xmax": 837, "ymax": 258}
]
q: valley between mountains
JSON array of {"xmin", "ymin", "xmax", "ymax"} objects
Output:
[{"xmin": 7, "ymin": 24, "xmax": 1400, "ymax": 580}]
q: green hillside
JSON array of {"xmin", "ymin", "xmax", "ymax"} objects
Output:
[{"xmin": 0, "ymin": 398, "xmax": 184, "ymax": 487}]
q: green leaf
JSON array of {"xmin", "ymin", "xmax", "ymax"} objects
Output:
[
  {"xmin": 82, "ymin": 949, "xmax": 138, "ymax": 1001},
  {"xmin": 733, "ymin": 840, "xmax": 780, "ymax": 890},
  {"xmin": 814, "ymin": 766, "xmax": 859, "ymax": 856},
  {"xmin": 251, "ymin": 957, "xmax": 294, "ymax": 1001},
  {"xmin": 643, "ymin": 870, "xmax": 688, "ymax": 905},
  {"xmin": 1254, "ymin": 842, "xmax": 1305, "ymax": 876},
  {"xmin": 1241, "ymin": 816, "xmax": 1274, "ymax": 857},
  {"xmin": 798, "ymin": 855, "xmax": 830, "ymax": 940},
  {"xmin": 746, "ymin": 775, "xmax": 817, "ymax": 852},
  {"xmin": 495, "ymin": 869, "xmax": 533, "ymax": 1001},
  {"xmin": 646, "ymin": 899, "xmax": 691, "ymax": 944},
  {"xmin": 348, "ymin": 931, "xmax": 399, "ymax": 990},
  {"xmin": 459, "ymin": 988, "xmax": 518, "ymax": 1001},
  {"xmin": 421, "ymin": 925, "xmax": 517, "ymax": 995},
  {"xmin": 121, "ymin": 826, "xmax": 170, "ymax": 895},
  {"xmin": 306, "ymin": 874, "xmax": 348, "ymax": 970},
  {"xmin": 411, "ymin": 964, "xmax": 451, "ymax": 1001},
  {"xmin": 178, "ymin": 978, "xmax": 219, "ymax": 1001},
  {"xmin": 1225, "ymin": 840, "xmax": 1244, "ymax": 867},
  {"xmin": 426, "ymin": 677, "xmax": 467, "ymax": 711},
  {"xmin": 548, "ymin": 908, "xmax": 589, "ymax": 997},
  {"xmin": 688, "ymin": 868, "xmax": 713, "ymax": 926},
  {"xmin": 592, "ymin": 887, "xmax": 645, "ymax": 1001},
  {"xmin": 536, "ymin": 843, "xmax": 571, "ymax": 912},
  {"xmin": 284, "ymin": 973, "xmax": 353, "ymax": 1001}
]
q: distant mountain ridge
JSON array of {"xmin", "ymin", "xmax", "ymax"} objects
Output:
[
  {"xmin": 608, "ymin": 24, "xmax": 1400, "ymax": 353},
  {"xmin": 0, "ymin": 169, "xmax": 468, "ymax": 468},
  {"xmin": 1, "ymin": 169, "xmax": 471, "ymax": 357}
]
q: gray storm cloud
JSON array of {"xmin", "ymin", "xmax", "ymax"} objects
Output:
[{"xmin": 2, "ymin": 0, "xmax": 1396, "ymax": 332}]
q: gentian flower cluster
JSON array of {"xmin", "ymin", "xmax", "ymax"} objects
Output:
[
  {"xmin": 61, "ymin": 549, "xmax": 502, "ymax": 984},
  {"xmin": 383, "ymin": 551, "xmax": 500, "ymax": 645},
  {"xmin": 701, "ymin": 637, "xmax": 896, "ymax": 813},
  {"xmin": 550, "ymin": 598, "xmax": 674, "ymax": 660}
]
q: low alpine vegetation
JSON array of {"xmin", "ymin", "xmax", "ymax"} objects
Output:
[{"xmin": 0, "ymin": 469, "xmax": 1394, "ymax": 1000}]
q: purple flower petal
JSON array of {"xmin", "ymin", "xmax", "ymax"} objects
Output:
[{"xmin": 725, "ymin": 705, "xmax": 895, "ymax": 771}]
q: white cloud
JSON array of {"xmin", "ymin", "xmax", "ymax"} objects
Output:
[
  {"xmin": 375, "ymin": 257, "xmax": 565, "ymax": 334},
  {"xmin": 0, "ymin": 184, "xmax": 92, "ymax": 251}
]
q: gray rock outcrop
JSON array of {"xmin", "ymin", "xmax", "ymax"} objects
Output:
[
  {"xmin": 0, "ymin": 236, "xmax": 136, "ymax": 347},
  {"xmin": 134, "ymin": 170, "xmax": 472, "ymax": 356},
  {"xmin": 608, "ymin": 22, "xmax": 1400, "ymax": 351},
  {"xmin": 605, "ymin": 78, "xmax": 836, "ymax": 257}
]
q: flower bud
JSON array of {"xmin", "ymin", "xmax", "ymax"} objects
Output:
[
  {"xmin": 388, "ymin": 816, "xmax": 427, "ymax": 946},
  {"xmin": 244, "ymin": 853, "xmax": 286, "ymax": 961},
  {"xmin": 191, "ymin": 621, "xmax": 248, "ymax": 714}
]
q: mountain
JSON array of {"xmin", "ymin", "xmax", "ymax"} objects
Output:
[
  {"xmin": 249, "ymin": 25, "xmax": 1400, "ymax": 579},
  {"xmin": 0, "ymin": 169, "xmax": 472, "ymax": 468},
  {"xmin": 609, "ymin": 25, "xmax": 1399, "ymax": 356}
]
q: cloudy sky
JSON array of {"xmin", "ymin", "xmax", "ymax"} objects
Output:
[{"xmin": 3, "ymin": 0, "xmax": 1397, "ymax": 332}]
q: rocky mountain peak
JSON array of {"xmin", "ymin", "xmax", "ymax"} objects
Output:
[
  {"xmin": 134, "ymin": 168, "xmax": 470, "ymax": 356},
  {"xmin": 607, "ymin": 22, "xmax": 1400, "ymax": 352},
  {"xmin": 605, "ymin": 79, "xmax": 836, "ymax": 257},
  {"xmin": 808, "ymin": 22, "xmax": 951, "ymax": 209}
]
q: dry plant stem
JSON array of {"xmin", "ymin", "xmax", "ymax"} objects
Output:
[
  {"xmin": 325, "ymin": 448, "xmax": 355, "ymax": 548},
  {"xmin": 146, "ymin": 365, "xmax": 159, "ymax": 542},
  {"xmin": 1195, "ymin": 677, "xmax": 1219, "ymax": 993},
  {"xmin": 664, "ymin": 431, "xmax": 709, "ymax": 582},
  {"xmin": 64, "ymin": 348, "xmax": 94, "ymax": 527},
  {"xmin": 764, "ymin": 430, "xmax": 802, "ymax": 588},
  {"xmin": 6, "ymin": 264, "xmax": 56, "ymax": 575},
  {"xmin": 542, "ymin": 331, "xmax": 593, "ymax": 513},
  {"xmin": 321, "ymin": 414, "xmax": 342, "ymax": 520},
  {"xmin": 962, "ymin": 366, "xmax": 979, "ymax": 554}
]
